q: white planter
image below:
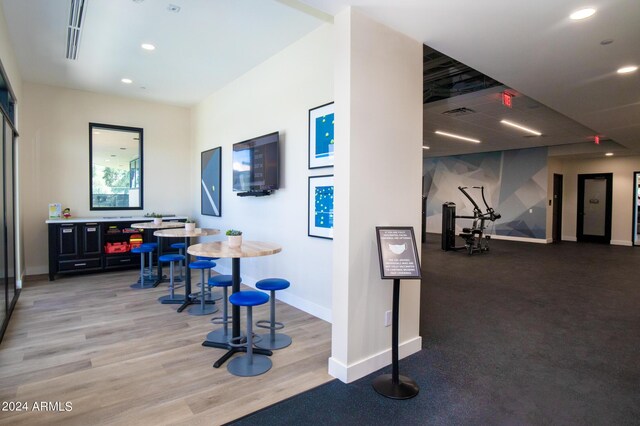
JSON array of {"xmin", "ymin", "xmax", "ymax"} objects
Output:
[
  {"xmin": 228, "ymin": 235, "xmax": 242, "ymax": 248},
  {"xmin": 184, "ymin": 222, "xmax": 196, "ymax": 232},
  {"xmin": 153, "ymin": 217, "xmax": 163, "ymax": 225}
]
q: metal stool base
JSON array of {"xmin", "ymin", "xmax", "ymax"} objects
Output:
[
  {"xmin": 227, "ymin": 354, "xmax": 272, "ymax": 377},
  {"xmin": 158, "ymin": 294, "xmax": 185, "ymax": 303},
  {"xmin": 187, "ymin": 304, "xmax": 218, "ymax": 316},
  {"xmin": 130, "ymin": 282, "xmax": 155, "ymax": 289},
  {"xmin": 205, "ymin": 328, "xmax": 230, "ymax": 344},
  {"xmin": 254, "ymin": 333, "xmax": 292, "ymax": 350}
]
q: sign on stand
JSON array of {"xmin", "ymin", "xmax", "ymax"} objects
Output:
[{"xmin": 373, "ymin": 226, "xmax": 421, "ymax": 400}]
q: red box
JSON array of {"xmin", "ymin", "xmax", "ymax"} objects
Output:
[{"xmin": 105, "ymin": 242, "xmax": 130, "ymax": 254}]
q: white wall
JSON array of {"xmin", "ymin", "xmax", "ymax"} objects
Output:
[
  {"xmin": 558, "ymin": 155, "xmax": 640, "ymax": 246},
  {"xmin": 330, "ymin": 8, "xmax": 423, "ymax": 383},
  {"xmin": 190, "ymin": 24, "xmax": 334, "ymax": 321},
  {"xmin": 21, "ymin": 83, "xmax": 191, "ymax": 275}
]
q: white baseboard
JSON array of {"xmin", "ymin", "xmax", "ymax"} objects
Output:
[
  {"xmin": 214, "ymin": 264, "xmax": 332, "ymax": 323},
  {"xmin": 611, "ymin": 240, "xmax": 633, "ymax": 247},
  {"xmin": 328, "ymin": 336, "xmax": 422, "ymax": 383},
  {"xmin": 490, "ymin": 234, "xmax": 548, "ymax": 244},
  {"xmin": 562, "ymin": 236, "xmax": 577, "ymax": 242}
]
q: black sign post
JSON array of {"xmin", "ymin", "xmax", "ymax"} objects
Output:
[{"xmin": 373, "ymin": 226, "xmax": 421, "ymax": 400}]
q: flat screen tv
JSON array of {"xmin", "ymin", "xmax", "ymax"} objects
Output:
[{"xmin": 232, "ymin": 131, "xmax": 279, "ymax": 195}]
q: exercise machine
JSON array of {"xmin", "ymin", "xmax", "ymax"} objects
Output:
[{"xmin": 441, "ymin": 186, "xmax": 501, "ymax": 255}]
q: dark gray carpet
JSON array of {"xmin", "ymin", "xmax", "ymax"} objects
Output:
[{"xmin": 230, "ymin": 235, "xmax": 640, "ymax": 425}]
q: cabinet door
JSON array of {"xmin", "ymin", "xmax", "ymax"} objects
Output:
[
  {"xmin": 82, "ymin": 223, "xmax": 102, "ymax": 255},
  {"xmin": 58, "ymin": 224, "xmax": 79, "ymax": 258}
]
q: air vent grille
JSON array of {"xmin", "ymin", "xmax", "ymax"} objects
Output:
[
  {"xmin": 441, "ymin": 107, "xmax": 476, "ymax": 117},
  {"xmin": 66, "ymin": 0, "xmax": 87, "ymax": 60}
]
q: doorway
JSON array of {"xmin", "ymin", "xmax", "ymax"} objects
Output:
[
  {"xmin": 633, "ymin": 172, "xmax": 640, "ymax": 246},
  {"xmin": 552, "ymin": 174, "xmax": 563, "ymax": 243},
  {"xmin": 577, "ymin": 173, "xmax": 612, "ymax": 244}
]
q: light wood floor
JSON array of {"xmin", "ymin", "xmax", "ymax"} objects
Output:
[{"xmin": 0, "ymin": 270, "xmax": 332, "ymax": 425}]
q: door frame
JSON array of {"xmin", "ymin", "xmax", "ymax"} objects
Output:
[
  {"xmin": 552, "ymin": 174, "xmax": 563, "ymax": 243},
  {"xmin": 576, "ymin": 173, "xmax": 612, "ymax": 244},
  {"xmin": 633, "ymin": 172, "xmax": 640, "ymax": 246}
]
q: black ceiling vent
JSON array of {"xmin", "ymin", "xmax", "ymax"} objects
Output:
[
  {"xmin": 441, "ymin": 107, "xmax": 476, "ymax": 117},
  {"xmin": 66, "ymin": 0, "xmax": 87, "ymax": 60},
  {"xmin": 424, "ymin": 45, "xmax": 503, "ymax": 104}
]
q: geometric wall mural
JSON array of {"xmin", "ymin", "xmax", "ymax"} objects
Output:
[{"xmin": 423, "ymin": 147, "xmax": 548, "ymax": 239}]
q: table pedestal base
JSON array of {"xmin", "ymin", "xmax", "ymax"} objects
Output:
[
  {"xmin": 202, "ymin": 340, "xmax": 273, "ymax": 368},
  {"xmin": 372, "ymin": 374, "xmax": 419, "ymax": 400}
]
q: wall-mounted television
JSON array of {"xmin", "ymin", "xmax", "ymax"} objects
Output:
[{"xmin": 232, "ymin": 131, "xmax": 279, "ymax": 196}]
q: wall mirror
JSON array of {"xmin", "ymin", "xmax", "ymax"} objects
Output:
[{"xmin": 89, "ymin": 123, "xmax": 143, "ymax": 210}]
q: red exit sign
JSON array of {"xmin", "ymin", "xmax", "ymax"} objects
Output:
[{"xmin": 501, "ymin": 91, "xmax": 513, "ymax": 108}]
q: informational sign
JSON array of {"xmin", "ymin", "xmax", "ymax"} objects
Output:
[{"xmin": 375, "ymin": 226, "xmax": 421, "ymax": 280}]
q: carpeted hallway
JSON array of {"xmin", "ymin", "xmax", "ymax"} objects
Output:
[{"xmin": 231, "ymin": 234, "xmax": 640, "ymax": 425}]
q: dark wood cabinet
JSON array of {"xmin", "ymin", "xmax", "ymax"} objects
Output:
[{"xmin": 48, "ymin": 218, "xmax": 184, "ymax": 281}]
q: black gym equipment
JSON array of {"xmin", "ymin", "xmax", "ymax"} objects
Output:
[{"xmin": 442, "ymin": 186, "xmax": 501, "ymax": 255}]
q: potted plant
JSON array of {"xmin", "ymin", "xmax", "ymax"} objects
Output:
[
  {"xmin": 184, "ymin": 218, "xmax": 196, "ymax": 232},
  {"xmin": 226, "ymin": 229, "xmax": 242, "ymax": 248},
  {"xmin": 151, "ymin": 213, "xmax": 163, "ymax": 225}
]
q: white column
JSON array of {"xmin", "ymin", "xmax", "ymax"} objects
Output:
[{"xmin": 330, "ymin": 8, "xmax": 423, "ymax": 383}]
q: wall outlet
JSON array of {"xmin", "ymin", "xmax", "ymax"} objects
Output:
[{"xmin": 384, "ymin": 310, "xmax": 392, "ymax": 327}]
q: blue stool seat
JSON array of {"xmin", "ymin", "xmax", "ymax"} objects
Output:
[
  {"xmin": 189, "ymin": 260, "xmax": 216, "ymax": 269},
  {"xmin": 171, "ymin": 242, "xmax": 186, "ymax": 249},
  {"xmin": 131, "ymin": 246, "xmax": 153, "ymax": 254},
  {"xmin": 187, "ymin": 260, "xmax": 218, "ymax": 316},
  {"xmin": 256, "ymin": 278, "xmax": 290, "ymax": 292},
  {"xmin": 229, "ymin": 290, "xmax": 268, "ymax": 307},
  {"xmin": 255, "ymin": 278, "xmax": 292, "ymax": 350},
  {"xmin": 227, "ymin": 290, "xmax": 271, "ymax": 377},
  {"xmin": 208, "ymin": 275, "xmax": 234, "ymax": 287},
  {"xmin": 159, "ymin": 253, "xmax": 185, "ymax": 262},
  {"xmin": 141, "ymin": 242, "xmax": 158, "ymax": 249},
  {"xmin": 197, "ymin": 255, "xmax": 220, "ymax": 261}
]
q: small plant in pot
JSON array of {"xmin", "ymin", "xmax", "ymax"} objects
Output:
[
  {"xmin": 150, "ymin": 213, "xmax": 163, "ymax": 225},
  {"xmin": 184, "ymin": 218, "xmax": 196, "ymax": 232},
  {"xmin": 226, "ymin": 229, "xmax": 243, "ymax": 248}
]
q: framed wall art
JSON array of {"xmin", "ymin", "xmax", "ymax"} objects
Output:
[
  {"xmin": 308, "ymin": 102, "xmax": 334, "ymax": 169},
  {"xmin": 308, "ymin": 174, "xmax": 334, "ymax": 239},
  {"xmin": 201, "ymin": 146, "xmax": 221, "ymax": 216}
]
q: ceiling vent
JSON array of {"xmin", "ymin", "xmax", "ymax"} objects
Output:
[
  {"xmin": 441, "ymin": 107, "xmax": 476, "ymax": 117},
  {"xmin": 66, "ymin": 0, "xmax": 87, "ymax": 60}
]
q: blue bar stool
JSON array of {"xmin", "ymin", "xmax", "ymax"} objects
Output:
[
  {"xmin": 197, "ymin": 256, "xmax": 222, "ymax": 301},
  {"xmin": 187, "ymin": 260, "xmax": 218, "ymax": 316},
  {"xmin": 170, "ymin": 242, "xmax": 186, "ymax": 281},
  {"xmin": 206, "ymin": 275, "xmax": 240, "ymax": 344},
  {"xmin": 140, "ymin": 242, "xmax": 158, "ymax": 280},
  {"xmin": 130, "ymin": 245, "xmax": 154, "ymax": 289},
  {"xmin": 158, "ymin": 254, "xmax": 185, "ymax": 303},
  {"xmin": 255, "ymin": 278, "xmax": 292, "ymax": 350},
  {"xmin": 228, "ymin": 290, "xmax": 271, "ymax": 377}
]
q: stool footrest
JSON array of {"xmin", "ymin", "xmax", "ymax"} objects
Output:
[
  {"xmin": 256, "ymin": 319, "xmax": 285, "ymax": 331},
  {"xmin": 210, "ymin": 315, "xmax": 232, "ymax": 326},
  {"xmin": 228, "ymin": 333, "xmax": 262, "ymax": 348}
]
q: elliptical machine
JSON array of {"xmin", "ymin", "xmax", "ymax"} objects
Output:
[{"xmin": 441, "ymin": 186, "xmax": 501, "ymax": 255}]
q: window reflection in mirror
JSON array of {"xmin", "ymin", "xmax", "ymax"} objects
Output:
[{"xmin": 89, "ymin": 123, "xmax": 143, "ymax": 210}]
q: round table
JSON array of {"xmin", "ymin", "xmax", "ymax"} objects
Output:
[
  {"xmin": 130, "ymin": 221, "xmax": 185, "ymax": 286},
  {"xmin": 154, "ymin": 228, "xmax": 221, "ymax": 312},
  {"xmin": 187, "ymin": 241, "xmax": 282, "ymax": 368}
]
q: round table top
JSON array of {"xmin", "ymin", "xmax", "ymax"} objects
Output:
[
  {"xmin": 187, "ymin": 241, "xmax": 282, "ymax": 259},
  {"xmin": 154, "ymin": 228, "xmax": 221, "ymax": 238},
  {"xmin": 130, "ymin": 221, "xmax": 185, "ymax": 230}
]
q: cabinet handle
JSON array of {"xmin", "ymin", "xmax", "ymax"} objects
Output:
[
  {"xmin": 120, "ymin": 259, "xmax": 131, "ymax": 263},
  {"xmin": 74, "ymin": 263, "xmax": 87, "ymax": 267},
  {"xmin": 62, "ymin": 229, "xmax": 73, "ymax": 233}
]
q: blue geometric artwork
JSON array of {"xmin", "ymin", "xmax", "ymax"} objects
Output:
[
  {"xmin": 309, "ymin": 102, "xmax": 335, "ymax": 169},
  {"xmin": 308, "ymin": 175, "xmax": 334, "ymax": 239},
  {"xmin": 314, "ymin": 185, "xmax": 334, "ymax": 229}
]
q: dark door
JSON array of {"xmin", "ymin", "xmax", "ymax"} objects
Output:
[
  {"xmin": 552, "ymin": 174, "xmax": 563, "ymax": 243},
  {"xmin": 577, "ymin": 173, "xmax": 612, "ymax": 244},
  {"xmin": 634, "ymin": 172, "xmax": 640, "ymax": 246}
]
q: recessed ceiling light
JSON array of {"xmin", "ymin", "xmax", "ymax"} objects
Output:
[
  {"xmin": 617, "ymin": 65, "xmax": 638, "ymax": 74},
  {"xmin": 93, "ymin": 131, "xmax": 100, "ymax": 134},
  {"xmin": 121, "ymin": 78, "xmax": 133, "ymax": 84},
  {"xmin": 570, "ymin": 8, "xmax": 596, "ymax": 20},
  {"xmin": 423, "ymin": 146, "xmax": 430, "ymax": 150},
  {"xmin": 500, "ymin": 119, "xmax": 542, "ymax": 136},
  {"xmin": 605, "ymin": 152, "xmax": 614, "ymax": 156},
  {"xmin": 105, "ymin": 159, "xmax": 110, "ymax": 162},
  {"xmin": 434, "ymin": 130, "xmax": 481, "ymax": 144},
  {"xmin": 141, "ymin": 43, "xmax": 155, "ymax": 51}
]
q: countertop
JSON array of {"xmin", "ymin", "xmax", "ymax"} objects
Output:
[{"xmin": 45, "ymin": 216, "xmax": 188, "ymax": 224}]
